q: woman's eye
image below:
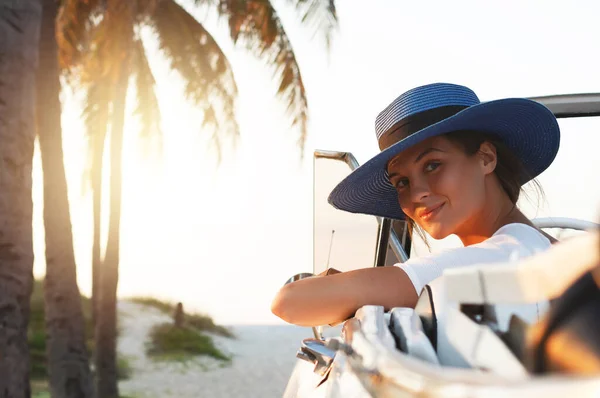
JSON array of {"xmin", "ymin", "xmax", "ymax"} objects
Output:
[
  {"xmin": 395, "ymin": 178, "xmax": 409, "ymax": 189},
  {"xmin": 424, "ymin": 161, "xmax": 441, "ymax": 172}
]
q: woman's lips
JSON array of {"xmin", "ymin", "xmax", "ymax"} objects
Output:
[{"xmin": 419, "ymin": 203, "xmax": 445, "ymax": 221}]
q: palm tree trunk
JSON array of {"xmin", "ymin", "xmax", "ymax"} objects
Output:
[
  {"xmin": 36, "ymin": 0, "xmax": 94, "ymax": 396},
  {"xmin": 95, "ymin": 60, "xmax": 129, "ymax": 398},
  {"xmin": 91, "ymin": 130, "xmax": 104, "ymax": 327},
  {"xmin": 0, "ymin": 0, "xmax": 41, "ymax": 396}
]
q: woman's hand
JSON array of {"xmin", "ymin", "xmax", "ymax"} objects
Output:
[{"xmin": 317, "ymin": 268, "xmax": 341, "ymax": 277}]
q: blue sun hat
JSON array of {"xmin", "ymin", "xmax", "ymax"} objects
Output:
[{"xmin": 328, "ymin": 83, "xmax": 560, "ymax": 220}]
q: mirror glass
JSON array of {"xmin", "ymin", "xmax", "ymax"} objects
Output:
[{"xmin": 313, "ymin": 156, "xmax": 379, "ymax": 276}]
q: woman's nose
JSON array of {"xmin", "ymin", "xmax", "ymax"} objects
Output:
[{"xmin": 410, "ymin": 178, "xmax": 431, "ymax": 203}]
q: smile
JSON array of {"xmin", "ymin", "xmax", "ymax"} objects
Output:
[{"xmin": 419, "ymin": 203, "xmax": 445, "ymax": 221}]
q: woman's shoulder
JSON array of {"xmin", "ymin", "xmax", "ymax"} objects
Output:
[
  {"xmin": 405, "ymin": 223, "xmax": 550, "ymax": 266},
  {"xmin": 491, "ymin": 222, "xmax": 552, "ymax": 250},
  {"xmin": 396, "ymin": 223, "xmax": 552, "ymax": 294}
]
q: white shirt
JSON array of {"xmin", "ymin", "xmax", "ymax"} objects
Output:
[{"xmin": 396, "ymin": 223, "xmax": 552, "ymax": 294}]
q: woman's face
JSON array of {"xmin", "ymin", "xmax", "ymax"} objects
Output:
[{"xmin": 386, "ymin": 135, "xmax": 494, "ymax": 239}]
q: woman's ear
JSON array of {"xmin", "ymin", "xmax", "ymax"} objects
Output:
[{"xmin": 477, "ymin": 142, "xmax": 497, "ymax": 175}]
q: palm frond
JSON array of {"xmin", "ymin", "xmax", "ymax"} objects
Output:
[
  {"xmin": 61, "ymin": 5, "xmax": 114, "ymax": 88},
  {"xmin": 131, "ymin": 37, "xmax": 162, "ymax": 156},
  {"xmin": 285, "ymin": 0, "xmax": 338, "ymax": 51},
  {"xmin": 203, "ymin": 107, "xmax": 223, "ymax": 164},
  {"xmin": 73, "ymin": 0, "xmax": 134, "ymax": 87},
  {"xmin": 136, "ymin": 0, "xmax": 160, "ymax": 24},
  {"xmin": 105, "ymin": 0, "xmax": 136, "ymax": 62},
  {"xmin": 80, "ymin": 0, "xmax": 135, "ymax": 187},
  {"xmin": 149, "ymin": 0, "xmax": 239, "ymax": 157},
  {"xmin": 217, "ymin": 0, "xmax": 308, "ymax": 155},
  {"xmin": 57, "ymin": 0, "xmax": 103, "ymax": 74}
]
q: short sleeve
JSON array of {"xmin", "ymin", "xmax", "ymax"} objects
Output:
[{"xmin": 395, "ymin": 224, "xmax": 551, "ymax": 294}]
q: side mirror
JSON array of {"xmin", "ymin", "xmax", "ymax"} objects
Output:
[
  {"xmin": 296, "ymin": 338, "xmax": 336, "ymax": 376},
  {"xmin": 285, "ymin": 272, "xmax": 314, "ymax": 285}
]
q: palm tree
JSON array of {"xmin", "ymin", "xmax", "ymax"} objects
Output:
[
  {"xmin": 57, "ymin": 1, "xmax": 337, "ymax": 396},
  {"xmin": 36, "ymin": 0, "xmax": 94, "ymax": 395},
  {"xmin": 0, "ymin": 0, "xmax": 42, "ymax": 396}
]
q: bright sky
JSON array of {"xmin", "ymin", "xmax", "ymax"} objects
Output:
[{"xmin": 32, "ymin": 0, "xmax": 600, "ymax": 325}]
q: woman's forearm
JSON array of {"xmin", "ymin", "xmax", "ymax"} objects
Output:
[{"xmin": 271, "ymin": 266, "xmax": 418, "ymax": 327}]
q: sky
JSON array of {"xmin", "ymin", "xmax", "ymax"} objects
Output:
[{"xmin": 32, "ymin": 0, "xmax": 600, "ymax": 325}]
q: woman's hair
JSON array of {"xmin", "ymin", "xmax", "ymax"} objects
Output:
[{"xmin": 406, "ymin": 130, "xmax": 544, "ymax": 246}]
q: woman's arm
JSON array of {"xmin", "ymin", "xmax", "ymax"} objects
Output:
[{"xmin": 271, "ymin": 266, "xmax": 417, "ymax": 327}]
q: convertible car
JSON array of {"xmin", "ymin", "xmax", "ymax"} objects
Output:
[{"xmin": 282, "ymin": 93, "xmax": 600, "ymax": 398}]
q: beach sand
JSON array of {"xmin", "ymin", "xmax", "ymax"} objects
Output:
[{"xmin": 118, "ymin": 301, "xmax": 311, "ymax": 398}]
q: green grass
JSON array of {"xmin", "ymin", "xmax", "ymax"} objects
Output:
[
  {"xmin": 28, "ymin": 280, "xmax": 131, "ymax": 381},
  {"xmin": 28, "ymin": 279, "xmax": 93, "ymax": 379},
  {"xmin": 128, "ymin": 297, "xmax": 174, "ymax": 314},
  {"xmin": 146, "ymin": 323, "xmax": 230, "ymax": 362},
  {"xmin": 117, "ymin": 355, "xmax": 134, "ymax": 381},
  {"xmin": 31, "ymin": 380, "xmax": 50, "ymax": 398},
  {"xmin": 128, "ymin": 296, "xmax": 234, "ymax": 338},
  {"xmin": 31, "ymin": 379, "xmax": 137, "ymax": 398}
]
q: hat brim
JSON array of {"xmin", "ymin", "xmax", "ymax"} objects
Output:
[{"xmin": 328, "ymin": 98, "xmax": 560, "ymax": 220}]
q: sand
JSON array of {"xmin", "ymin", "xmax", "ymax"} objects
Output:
[{"xmin": 117, "ymin": 301, "xmax": 311, "ymax": 398}]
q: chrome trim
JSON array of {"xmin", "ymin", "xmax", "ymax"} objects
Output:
[
  {"xmin": 296, "ymin": 338, "xmax": 337, "ymax": 376},
  {"xmin": 285, "ymin": 273, "xmax": 314, "ymax": 285},
  {"xmin": 374, "ymin": 219, "xmax": 392, "ymax": 267},
  {"xmin": 533, "ymin": 217, "xmax": 599, "ymax": 231},
  {"xmin": 528, "ymin": 93, "xmax": 600, "ymax": 118},
  {"xmin": 382, "ymin": 224, "xmax": 408, "ymax": 263},
  {"xmin": 314, "ymin": 149, "xmax": 360, "ymax": 170},
  {"xmin": 314, "ymin": 150, "xmax": 409, "ymax": 263},
  {"xmin": 345, "ymin": 324, "xmax": 600, "ymax": 398},
  {"xmin": 334, "ymin": 305, "xmax": 600, "ymax": 398}
]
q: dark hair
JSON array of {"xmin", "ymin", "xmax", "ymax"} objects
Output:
[{"xmin": 406, "ymin": 130, "xmax": 544, "ymax": 246}]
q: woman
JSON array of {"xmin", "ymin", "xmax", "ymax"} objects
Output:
[{"xmin": 271, "ymin": 83, "xmax": 560, "ymax": 327}]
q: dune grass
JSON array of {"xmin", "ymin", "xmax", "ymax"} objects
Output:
[
  {"xmin": 32, "ymin": 379, "xmax": 137, "ymax": 398},
  {"xmin": 128, "ymin": 296, "xmax": 234, "ymax": 338},
  {"xmin": 28, "ymin": 280, "xmax": 132, "ymax": 381},
  {"xmin": 145, "ymin": 323, "xmax": 230, "ymax": 363},
  {"xmin": 128, "ymin": 297, "xmax": 173, "ymax": 314}
]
